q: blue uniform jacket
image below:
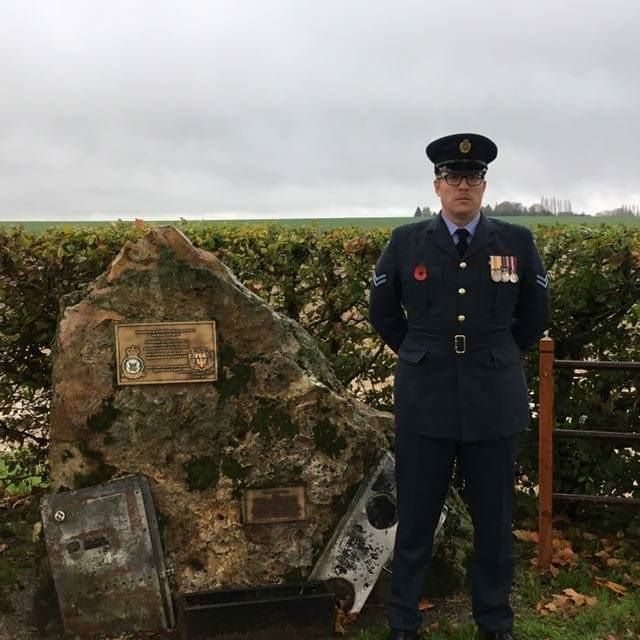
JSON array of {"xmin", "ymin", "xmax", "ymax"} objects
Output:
[{"xmin": 369, "ymin": 213, "xmax": 550, "ymax": 441}]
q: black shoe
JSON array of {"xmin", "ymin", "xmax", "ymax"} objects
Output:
[
  {"xmin": 388, "ymin": 629, "xmax": 419, "ymax": 640},
  {"xmin": 478, "ymin": 630, "xmax": 516, "ymax": 640}
]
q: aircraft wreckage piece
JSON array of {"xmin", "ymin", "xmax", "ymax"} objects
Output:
[
  {"xmin": 310, "ymin": 451, "xmax": 447, "ymax": 614},
  {"xmin": 40, "ymin": 474, "xmax": 174, "ymax": 636},
  {"xmin": 177, "ymin": 581, "xmax": 335, "ymax": 640}
]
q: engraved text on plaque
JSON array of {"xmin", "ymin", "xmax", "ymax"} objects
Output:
[{"xmin": 243, "ymin": 487, "xmax": 307, "ymax": 524}]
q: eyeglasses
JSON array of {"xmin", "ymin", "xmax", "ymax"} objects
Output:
[{"xmin": 437, "ymin": 173, "xmax": 485, "ymax": 187}]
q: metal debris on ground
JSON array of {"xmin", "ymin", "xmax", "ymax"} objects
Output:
[
  {"xmin": 40, "ymin": 475, "xmax": 174, "ymax": 636},
  {"xmin": 177, "ymin": 581, "xmax": 334, "ymax": 640},
  {"xmin": 310, "ymin": 451, "xmax": 447, "ymax": 614}
]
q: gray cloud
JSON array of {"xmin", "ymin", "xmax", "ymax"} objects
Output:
[{"xmin": 1, "ymin": 0, "xmax": 639, "ymax": 217}]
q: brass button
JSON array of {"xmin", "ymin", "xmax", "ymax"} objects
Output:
[
  {"xmin": 457, "ymin": 314, "xmax": 466, "ymax": 322},
  {"xmin": 458, "ymin": 288, "xmax": 466, "ymax": 295},
  {"xmin": 459, "ymin": 261, "xmax": 467, "ymax": 269}
]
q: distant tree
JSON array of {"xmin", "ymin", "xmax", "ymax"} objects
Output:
[
  {"xmin": 414, "ymin": 207, "xmax": 422, "ymax": 217},
  {"xmin": 494, "ymin": 201, "xmax": 526, "ymax": 216},
  {"xmin": 529, "ymin": 204, "xmax": 553, "ymax": 216},
  {"xmin": 597, "ymin": 206, "xmax": 638, "ymax": 217}
]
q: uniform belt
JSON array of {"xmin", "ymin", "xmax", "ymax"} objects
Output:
[{"xmin": 405, "ymin": 332, "xmax": 513, "ymax": 355}]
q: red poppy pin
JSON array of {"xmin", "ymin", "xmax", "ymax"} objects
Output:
[{"xmin": 413, "ymin": 264, "xmax": 428, "ymax": 281}]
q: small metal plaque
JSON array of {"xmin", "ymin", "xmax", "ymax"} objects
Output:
[
  {"xmin": 115, "ymin": 321, "xmax": 218, "ymax": 385},
  {"xmin": 243, "ymin": 486, "xmax": 306, "ymax": 524}
]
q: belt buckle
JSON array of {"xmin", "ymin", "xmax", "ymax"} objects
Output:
[{"xmin": 454, "ymin": 334, "xmax": 466, "ymax": 354}]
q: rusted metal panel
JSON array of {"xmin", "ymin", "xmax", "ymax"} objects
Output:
[
  {"xmin": 40, "ymin": 474, "xmax": 174, "ymax": 636},
  {"xmin": 310, "ymin": 452, "xmax": 447, "ymax": 614},
  {"xmin": 177, "ymin": 581, "xmax": 334, "ymax": 640}
]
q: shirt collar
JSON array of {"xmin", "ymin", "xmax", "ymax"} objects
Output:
[{"xmin": 441, "ymin": 211, "xmax": 482, "ymax": 238}]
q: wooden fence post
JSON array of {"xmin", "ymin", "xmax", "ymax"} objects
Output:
[{"xmin": 538, "ymin": 336, "xmax": 555, "ymax": 570}]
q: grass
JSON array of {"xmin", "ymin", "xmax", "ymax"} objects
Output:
[
  {"xmin": 342, "ymin": 528, "xmax": 640, "ymax": 640},
  {"xmin": 1, "ymin": 216, "xmax": 640, "ymax": 234},
  {"xmin": 0, "ymin": 494, "xmax": 40, "ymax": 614}
]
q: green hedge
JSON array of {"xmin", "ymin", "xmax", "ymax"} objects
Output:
[{"xmin": 1, "ymin": 221, "xmax": 639, "ymax": 527}]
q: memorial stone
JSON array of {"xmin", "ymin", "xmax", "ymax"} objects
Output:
[{"xmin": 47, "ymin": 226, "xmax": 392, "ymax": 594}]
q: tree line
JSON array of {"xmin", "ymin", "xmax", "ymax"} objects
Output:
[{"xmin": 414, "ymin": 201, "xmax": 640, "ymax": 218}]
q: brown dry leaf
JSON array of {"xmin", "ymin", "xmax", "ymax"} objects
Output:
[
  {"xmin": 542, "ymin": 594, "xmax": 571, "ymax": 614},
  {"xmin": 418, "ymin": 597, "xmax": 435, "ymax": 611},
  {"xmin": 0, "ymin": 543, "xmax": 7, "ymax": 554},
  {"xmin": 600, "ymin": 537, "xmax": 618, "ymax": 552},
  {"xmin": 622, "ymin": 573, "xmax": 640, "ymax": 588},
  {"xmin": 552, "ymin": 546, "xmax": 578, "ymax": 567},
  {"xmin": 608, "ymin": 254, "xmax": 627, "ymax": 269},
  {"xmin": 595, "ymin": 550, "xmax": 610, "ymax": 561},
  {"xmin": 563, "ymin": 588, "xmax": 584, "ymax": 605},
  {"xmin": 530, "ymin": 557, "xmax": 560, "ymax": 577},
  {"xmin": 513, "ymin": 529, "xmax": 539, "ymax": 543},
  {"xmin": 551, "ymin": 537, "xmax": 572, "ymax": 551},
  {"xmin": 581, "ymin": 532, "xmax": 598, "ymax": 541},
  {"xmin": 594, "ymin": 577, "xmax": 628, "ymax": 595},
  {"xmin": 606, "ymin": 558, "xmax": 623, "ymax": 567},
  {"xmin": 344, "ymin": 237, "xmax": 367, "ymax": 254},
  {"xmin": 562, "ymin": 588, "xmax": 597, "ymax": 607}
]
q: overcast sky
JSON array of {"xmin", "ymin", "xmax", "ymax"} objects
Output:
[{"xmin": 1, "ymin": 0, "xmax": 639, "ymax": 219}]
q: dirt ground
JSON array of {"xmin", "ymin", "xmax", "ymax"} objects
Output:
[{"xmin": 0, "ymin": 544, "xmax": 476, "ymax": 640}]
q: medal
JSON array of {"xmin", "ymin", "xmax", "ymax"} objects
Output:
[
  {"xmin": 509, "ymin": 256, "xmax": 519, "ymax": 282},
  {"xmin": 490, "ymin": 256, "xmax": 502, "ymax": 282},
  {"xmin": 500, "ymin": 256, "xmax": 509, "ymax": 282}
]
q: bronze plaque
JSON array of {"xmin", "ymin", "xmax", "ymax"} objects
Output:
[
  {"xmin": 243, "ymin": 486, "xmax": 306, "ymax": 524},
  {"xmin": 115, "ymin": 321, "xmax": 218, "ymax": 385}
]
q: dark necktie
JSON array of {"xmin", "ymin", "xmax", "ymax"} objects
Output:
[{"xmin": 455, "ymin": 228, "xmax": 470, "ymax": 257}]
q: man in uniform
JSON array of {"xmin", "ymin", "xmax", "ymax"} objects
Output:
[{"xmin": 369, "ymin": 133, "xmax": 549, "ymax": 640}]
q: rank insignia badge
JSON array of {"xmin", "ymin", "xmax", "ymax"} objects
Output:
[
  {"xmin": 490, "ymin": 256, "xmax": 519, "ymax": 283},
  {"xmin": 372, "ymin": 272, "xmax": 387, "ymax": 287},
  {"xmin": 536, "ymin": 273, "xmax": 549, "ymax": 289}
]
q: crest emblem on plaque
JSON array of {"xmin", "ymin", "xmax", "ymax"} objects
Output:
[
  {"xmin": 121, "ymin": 345, "xmax": 146, "ymax": 379},
  {"xmin": 188, "ymin": 346, "xmax": 215, "ymax": 372}
]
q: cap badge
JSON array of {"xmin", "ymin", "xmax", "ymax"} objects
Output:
[
  {"xmin": 413, "ymin": 265, "xmax": 428, "ymax": 281},
  {"xmin": 459, "ymin": 139, "xmax": 471, "ymax": 154}
]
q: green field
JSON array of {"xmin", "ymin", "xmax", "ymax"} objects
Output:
[{"xmin": 1, "ymin": 216, "xmax": 639, "ymax": 233}]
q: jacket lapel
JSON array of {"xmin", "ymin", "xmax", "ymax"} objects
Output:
[
  {"xmin": 425, "ymin": 214, "xmax": 458, "ymax": 259},
  {"xmin": 464, "ymin": 213, "xmax": 497, "ymax": 259}
]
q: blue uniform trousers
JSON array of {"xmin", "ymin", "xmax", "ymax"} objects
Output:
[{"xmin": 388, "ymin": 431, "xmax": 519, "ymax": 632}]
